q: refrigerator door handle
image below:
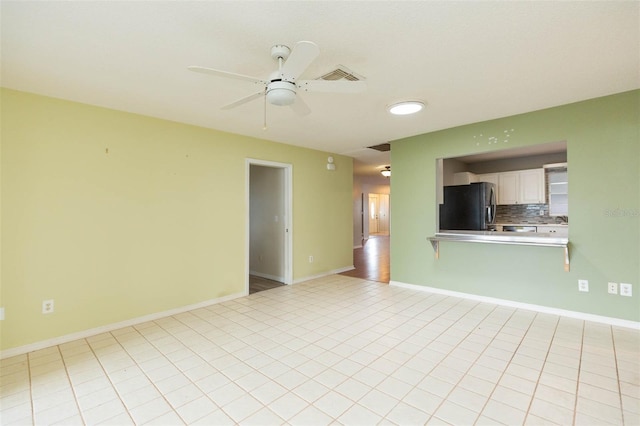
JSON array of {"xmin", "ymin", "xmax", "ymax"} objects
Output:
[{"xmin": 488, "ymin": 187, "xmax": 496, "ymax": 224}]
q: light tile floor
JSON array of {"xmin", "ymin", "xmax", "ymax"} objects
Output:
[{"xmin": 1, "ymin": 275, "xmax": 639, "ymax": 425}]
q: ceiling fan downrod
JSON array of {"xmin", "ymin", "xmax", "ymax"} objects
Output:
[{"xmin": 267, "ymin": 45, "xmax": 296, "ymax": 107}]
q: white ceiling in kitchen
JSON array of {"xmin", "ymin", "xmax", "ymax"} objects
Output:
[{"xmin": 2, "ymin": 1, "xmax": 638, "ymax": 178}]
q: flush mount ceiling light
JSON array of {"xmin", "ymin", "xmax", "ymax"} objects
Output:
[
  {"xmin": 388, "ymin": 101, "xmax": 424, "ymax": 115},
  {"xmin": 381, "ymin": 166, "xmax": 391, "ymax": 177}
]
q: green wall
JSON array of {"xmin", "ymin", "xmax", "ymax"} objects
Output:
[
  {"xmin": 391, "ymin": 90, "xmax": 639, "ymax": 322},
  {"xmin": 0, "ymin": 89, "xmax": 353, "ymax": 351}
]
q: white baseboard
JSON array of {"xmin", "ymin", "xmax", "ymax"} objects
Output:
[
  {"xmin": 292, "ymin": 266, "xmax": 355, "ymax": 285},
  {"xmin": 390, "ymin": 281, "xmax": 640, "ymax": 330},
  {"xmin": 0, "ymin": 292, "xmax": 245, "ymax": 360},
  {"xmin": 249, "ymin": 270, "xmax": 284, "ymax": 283}
]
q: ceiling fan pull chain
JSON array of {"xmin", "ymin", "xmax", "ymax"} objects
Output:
[{"xmin": 263, "ymin": 91, "xmax": 268, "ymax": 130}]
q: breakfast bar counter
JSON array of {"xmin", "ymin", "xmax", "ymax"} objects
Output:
[{"xmin": 428, "ymin": 231, "xmax": 570, "ymax": 271}]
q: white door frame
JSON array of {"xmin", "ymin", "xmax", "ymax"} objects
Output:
[{"xmin": 245, "ymin": 158, "xmax": 293, "ymax": 294}]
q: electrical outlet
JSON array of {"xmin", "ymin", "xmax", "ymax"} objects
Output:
[
  {"xmin": 578, "ymin": 279, "xmax": 589, "ymax": 292},
  {"xmin": 42, "ymin": 299, "xmax": 54, "ymax": 314},
  {"xmin": 608, "ymin": 282, "xmax": 618, "ymax": 295},
  {"xmin": 620, "ymin": 283, "xmax": 633, "ymax": 297},
  {"xmin": 309, "ymin": 255, "xmax": 314, "ymax": 263}
]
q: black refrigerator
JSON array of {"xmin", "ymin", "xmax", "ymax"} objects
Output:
[{"xmin": 439, "ymin": 182, "xmax": 496, "ymax": 231}]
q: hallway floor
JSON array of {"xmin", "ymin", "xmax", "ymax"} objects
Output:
[{"xmin": 340, "ymin": 235, "xmax": 390, "ymax": 283}]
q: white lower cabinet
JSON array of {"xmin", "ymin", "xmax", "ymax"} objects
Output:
[{"xmin": 537, "ymin": 225, "xmax": 568, "ymax": 237}]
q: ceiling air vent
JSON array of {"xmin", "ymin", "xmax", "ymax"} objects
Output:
[
  {"xmin": 368, "ymin": 143, "xmax": 391, "ymax": 152},
  {"xmin": 317, "ymin": 66, "xmax": 362, "ymax": 81}
]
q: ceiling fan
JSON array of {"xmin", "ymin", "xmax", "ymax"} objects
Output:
[{"xmin": 188, "ymin": 41, "xmax": 366, "ymax": 117}]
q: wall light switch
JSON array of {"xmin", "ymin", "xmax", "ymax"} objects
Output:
[
  {"xmin": 0, "ymin": 307, "xmax": 4, "ymax": 321},
  {"xmin": 620, "ymin": 283, "xmax": 633, "ymax": 297}
]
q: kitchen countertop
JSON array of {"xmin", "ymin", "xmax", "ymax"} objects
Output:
[{"xmin": 495, "ymin": 223, "xmax": 568, "ymax": 227}]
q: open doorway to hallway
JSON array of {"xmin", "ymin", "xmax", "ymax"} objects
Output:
[{"xmin": 348, "ymin": 175, "xmax": 391, "ymax": 283}]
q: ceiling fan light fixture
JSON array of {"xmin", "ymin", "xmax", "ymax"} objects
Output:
[
  {"xmin": 381, "ymin": 166, "xmax": 391, "ymax": 177},
  {"xmin": 388, "ymin": 101, "xmax": 424, "ymax": 115},
  {"xmin": 266, "ymin": 82, "xmax": 297, "ymax": 106}
]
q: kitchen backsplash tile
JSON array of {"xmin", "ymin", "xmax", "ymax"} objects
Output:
[{"xmin": 496, "ymin": 204, "xmax": 568, "ymax": 224}]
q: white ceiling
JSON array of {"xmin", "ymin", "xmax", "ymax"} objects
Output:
[{"xmin": 2, "ymin": 1, "xmax": 638, "ymax": 179}]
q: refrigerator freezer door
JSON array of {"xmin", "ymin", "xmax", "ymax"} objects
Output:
[{"xmin": 439, "ymin": 182, "xmax": 496, "ymax": 231}]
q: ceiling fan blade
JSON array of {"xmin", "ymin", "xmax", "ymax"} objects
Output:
[
  {"xmin": 187, "ymin": 66, "xmax": 266, "ymax": 85},
  {"xmin": 280, "ymin": 41, "xmax": 320, "ymax": 81},
  {"xmin": 296, "ymin": 79, "xmax": 366, "ymax": 93},
  {"xmin": 289, "ymin": 96, "xmax": 311, "ymax": 116},
  {"xmin": 221, "ymin": 91, "xmax": 265, "ymax": 110}
]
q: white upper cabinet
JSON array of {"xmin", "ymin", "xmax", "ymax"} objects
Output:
[
  {"xmin": 496, "ymin": 168, "xmax": 545, "ymax": 205},
  {"xmin": 498, "ymin": 172, "xmax": 519, "ymax": 204},
  {"xmin": 519, "ymin": 169, "xmax": 545, "ymax": 204}
]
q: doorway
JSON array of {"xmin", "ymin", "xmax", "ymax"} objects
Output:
[
  {"xmin": 246, "ymin": 159, "xmax": 292, "ymax": 294},
  {"xmin": 342, "ymin": 190, "xmax": 390, "ymax": 283},
  {"xmin": 368, "ymin": 193, "xmax": 390, "ymax": 235}
]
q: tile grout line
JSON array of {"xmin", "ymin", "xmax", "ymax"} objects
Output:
[
  {"xmin": 84, "ymin": 334, "xmax": 139, "ymax": 425},
  {"xmin": 169, "ymin": 306, "xmax": 316, "ymax": 423},
  {"xmin": 521, "ymin": 314, "xmax": 566, "ymax": 425},
  {"xmin": 307, "ymin": 287, "xmax": 458, "ymax": 420},
  {"xmin": 154, "ymin": 313, "xmax": 269, "ymax": 423},
  {"xmin": 27, "ymin": 352, "xmax": 35, "ymax": 425},
  {"xmin": 117, "ymin": 323, "xmax": 203, "ymax": 424},
  {"xmin": 610, "ymin": 325, "xmax": 626, "ymax": 426},
  {"xmin": 470, "ymin": 307, "xmax": 547, "ymax": 424},
  {"xmin": 570, "ymin": 321, "xmax": 586, "ymax": 426},
  {"xmin": 473, "ymin": 309, "xmax": 543, "ymax": 425},
  {"xmin": 240, "ymin": 281, "xmax": 413, "ymax": 420},
  {"xmin": 422, "ymin": 300, "xmax": 506, "ymax": 425},
  {"xmin": 374, "ymin": 296, "xmax": 503, "ymax": 423},
  {"xmin": 336, "ymin": 292, "xmax": 457, "ymax": 419},
  {"xmin": 57, "ymin": 343, "xmax": 88, "ymax": 425}
]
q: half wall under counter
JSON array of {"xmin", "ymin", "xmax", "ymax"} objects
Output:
[{"xmin": 428, "ymin": 231, "xmax": 570, "ymax": 271}]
